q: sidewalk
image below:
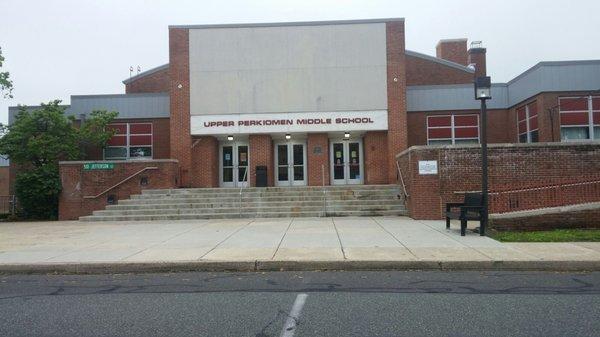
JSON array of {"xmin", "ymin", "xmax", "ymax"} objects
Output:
[{"xmin": 1, "ymin": 217, "xmax": 599, "ymax": 273}]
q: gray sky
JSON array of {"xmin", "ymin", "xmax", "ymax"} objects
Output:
[{"xmin": 1, "ymin": 0, "xmax": 599, "ymax": 124}]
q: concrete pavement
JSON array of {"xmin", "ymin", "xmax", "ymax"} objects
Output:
[{"xmin": 1, "ymin": 217, "xmax": 600, "ymax": 273}]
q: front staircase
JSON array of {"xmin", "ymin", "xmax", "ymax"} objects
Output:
[{"xmin": 80, "ymin": 185, "xmax": 407, "ymax": 221}]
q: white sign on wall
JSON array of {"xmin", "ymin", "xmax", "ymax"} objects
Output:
[
  {"xmin": 190, "ymin": 110, "xmax": 388, "ymax": 135},
  {"xmin": 418, "ymin": 161, "xmax": 438, "ymax": 175}
]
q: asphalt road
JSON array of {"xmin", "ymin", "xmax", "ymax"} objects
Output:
[{"xmin": 1, "ymin": 271, "xmax": 599, "ymax": 337}]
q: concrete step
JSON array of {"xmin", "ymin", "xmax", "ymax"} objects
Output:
[
  {"xmin": 120, "ymin": 194, "xmax": 400, "ymax": 205},
  {"xmin": 80, "ymin": 209, "xmax": 408, "ymax": 221},
  {"xmin": 107, "ymin": 199, "xmax": 403, "ymax": 210},
  {"xmin": 80, "ymin": 184, "xmax": 407, "ymax": 221},
  {"xmin": 141, "ymin": 184, "xmax": 400, "ymax": 195},
  {"xmin": 130, "ymin": 189, "xmax": 401, "ymax": 200},
  {"xmin": 93, "ymin": 204, "xmax": 406, "ymax": 216}
]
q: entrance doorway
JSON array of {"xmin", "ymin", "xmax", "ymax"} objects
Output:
[
  {"xmin": 330, "ymin": 139, "xmax": 364, "ymax": 185},
  {"xmin": 220, "ymin": 142, "xmax": 249, "ymax": 187},
  {"xmin": 274, "ymin": 142, "xmax": 307, "ymax": 186}
]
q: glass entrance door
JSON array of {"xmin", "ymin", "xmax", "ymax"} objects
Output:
[
  {"xmin": 330, "ymin": 140, "xmax": 363, "ymax": 185},
  {"xmin": 220, "ymin": 142, "xmax": 249, "ymax": 187},
  {"xmin": 275, "ymin": 142, "xmax": 306, "ymax": 186}
]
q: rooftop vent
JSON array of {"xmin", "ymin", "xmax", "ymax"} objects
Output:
[{"xmin": 470, "ymin": 41, "xmax": 483, "ymax": 49}]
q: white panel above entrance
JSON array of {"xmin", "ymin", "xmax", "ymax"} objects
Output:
[{"xmin": 190, "ymin": 110, "xmax": 388, "ymax": 135}]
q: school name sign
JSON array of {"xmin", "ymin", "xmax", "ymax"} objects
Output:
[{"xmin": 190, "ymin": 110, "xmax": 388, "ymax": 135}]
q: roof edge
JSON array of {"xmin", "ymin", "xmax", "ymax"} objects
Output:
[
  {"xmin": 71, "ymin": 92, "xmax": 169, "ymax": 99},
  {"xmin": 507, "ymin": 59, "xmax": 600, "ymax": 85},
  {"xmin": 405, "ymin": 50, "xmax": 475, "ymax": 74},
  {"xmin": 122, "ymin": 63, "xmax": 169, "ymax": 85},
  {"xmin": 169, "ymin": 17, "xmax": 404, "ymax": 29}
]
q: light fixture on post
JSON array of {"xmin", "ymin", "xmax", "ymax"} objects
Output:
[
  {"xmin": 344, "ymin": 132, "xmax": 350, "ymax": 139},
  {"xmin": 474, "ymin": 76, "xmax": 492, "ymax": 236},
  {"xmin": 285, "ymin": 134, "xmax": 291, "ymax": 140},
  {"xmin": 227, "ymin": 135, "xmax": 234, "ymax": 141}
]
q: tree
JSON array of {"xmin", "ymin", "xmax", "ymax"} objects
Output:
[
  {"xmin": 0, "ymin": 100, "xmax": 118, "ymax": 219},
  {"xmin": 0, "ymin": 47, "xmax": 13, "ymax": 99}
]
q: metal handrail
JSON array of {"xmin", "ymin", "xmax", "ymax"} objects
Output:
[
  {"xmin": 321, "ymin": 164, "xmax": 326, "ymax": 217},
  {"xmin": 489, "ymin": 179, "xmax": 600, "ymax": 195},
  {"xmin": 83, "ymin": 167, "xmax": 158, "ymax": 199},
  {"xmin": 395, "ymin": 161, "xmax": 409, "ymax": 198},
  {"xmin": 238, "ymin": 166, "xmax": 248, "ymax": 218}
]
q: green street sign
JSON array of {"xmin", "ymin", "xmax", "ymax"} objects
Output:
[{"xmin": 83, "ymin": 163, "xmax": 115, "ymax": 170}]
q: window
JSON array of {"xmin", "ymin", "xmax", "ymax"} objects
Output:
[
  {"xmin": 559, "ymin": 95, "xmax": 600, "ymax": 141},
  {"xmin": 104, "ymin": 123, "xmax": 153, "ymax": 160},
  {"xmin": 427, "ymin": 114, "xmax": 479, "ymax": 145},
  {"xmin": 517, "ymin": 102, "xmax": 539, "ymax": 143}
]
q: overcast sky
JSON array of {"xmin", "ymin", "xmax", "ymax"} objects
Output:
[{"xmin": 1, "ymin": 0, "xmax": 599, "ymax": 124}]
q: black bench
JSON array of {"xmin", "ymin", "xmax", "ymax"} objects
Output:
[{"xmin": 445, "ymin": 193, "xmax": 485, "ymax": 236}]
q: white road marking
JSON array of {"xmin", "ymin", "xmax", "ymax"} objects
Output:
[{"xmin": 280, "ymin": 293, "xmax": 308, "ymax": 337}]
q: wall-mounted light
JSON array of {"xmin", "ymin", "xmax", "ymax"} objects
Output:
[
  {"xmin": 344, "ymin": 132, "xmax": 350, "ymax": 139},
  {"xmin": 285, "ymin": 134, "xmax": 291, "ymax": 140},
  {"xmin": 227, "ymin": 135, "xmax": 234, "ymax": 141}
]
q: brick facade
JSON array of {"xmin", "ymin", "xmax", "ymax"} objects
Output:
[
  {"xmin": 58, "ymin": 159, "xmax": 179, "ymax": 220},
  {"xmin": 125, "ymin": 66, "xmax": 170, "ymax": 94},
  {"xmin": 406, "ymin": 54, "xmax": 473, "ymax": 86},
  {"xmin": 190, "ymin": 136, "xmax": 219, "ymax": 188},
  {"xmin": 385, "ymin": 21, "xmax": 408, "ymax": 184},
  {"xmin": 85, "ymin": 118, "xmax": 171, "ymax": 161},
  {"xmin": 436, "ymin": 39, "xmax": 468, "ymax": 66},
  {"xmin": 407, "ymin": 109, "xmax": 511, "ymax": 147},
  {"xmin": 307, "ymin": 133, "xmax": 330, "ymax": 186},
  {"xmin": 363, "ymin": 131, "xmax": 389, "ymax": 184},
  {"xmin": 396, "ymin": 143, "xmax": 600, "ymax": 220},
  {"xmin": 248, "ymin": 135, "xmax": 274, "ymax": 187},
  {"xmin": 468, "ymin": 48, "xmax": 487, "ymax": 78},
  {"xmin": 169, "ymin": 28, "xmax": 192, "ymax": 187}
]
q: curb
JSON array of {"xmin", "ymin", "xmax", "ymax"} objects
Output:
[{"xmin": 1, "ymin": 260, "xmax": 600, "ymax": 275}]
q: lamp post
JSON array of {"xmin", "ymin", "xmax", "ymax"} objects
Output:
[{"xmin": 474, "ymin": 76, "xmax": 491, "ymax": 236}]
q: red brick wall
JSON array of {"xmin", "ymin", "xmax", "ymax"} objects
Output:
[
  {"xmin": 169, "ymin": 28, "xmax": 192, "ymax": 187},
  {"xmin": 307, "ymin": 133, "xmax": 330, "ymax": 186},
  {"xmin": 125, "ymin": 67, "xmax": 170, "ymax": 94},
  {"xmin": 397, "ymin": 143, "xmax": 600, "ymax": 220},
  {"xmin": 190, "ymin": 136, "xmax": 219, "ymax": 188},
  {"xmin": 436, "ymin": 39, "xmax": 468, "ymax": 66},
  {"xmin": 406, "ymin": 55, "xmax": 474, "ymax": 86},
  {"xmin": 85, "ymin": 118, "xmax": 171, "ymax": 161},
  {"xmin": 386, "ymin": 21, "xmax": 408, "ymax": 184},
  {"xmin": 490, "ymin": 205, "xmax": 600, "ymax": 231},
  {"xmin": 407, "ymin": 109, "xmax": 511, "ymax": 146},
  {"xmin": 58, "ymin": 159, "xmax": 179, "ymax": 220},
  {"xmin": 249, "ymin": 135, "xmax": 274, "ymax": 187},
  {"xmin": 0, "ymin": 167, "xmax": 9, "ymax": 196},
  {"xmin": 364, "ymin": 131, "xmax": 389, "ymax": 184},
  {"xmin": 468, "ymin": 48, "xmax": 487, "ymax": 78}
]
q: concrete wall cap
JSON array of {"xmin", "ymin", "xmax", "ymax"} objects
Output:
[{"xmin": 396, "ymin": 141, "xmax": 600, "ymax": 159}]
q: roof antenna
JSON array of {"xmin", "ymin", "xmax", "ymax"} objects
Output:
[
  {"xmin": 137, "ymin": 66, "xmax": 141, "ymax": 75},
  {"xmin": 129, "ymin": 66, "xmax": 134, "ymax": 78}
]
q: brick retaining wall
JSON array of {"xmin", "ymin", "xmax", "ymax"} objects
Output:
[
  {"xmin": 396, "ymin": 142, "xmax": 600, "ymax": 220},
  {"xmin": 59, "ymin": 159, "xmax": 179, "ymax": 220}
]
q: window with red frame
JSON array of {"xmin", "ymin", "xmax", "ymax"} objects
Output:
[
  {"xmin": 104, "ymin": 123, "xmax": 153, "ymax": 160},
  {"xmin": 559, "ymin": 96, "xmax": 600, "ymax": 141},
  {"xmin": 517, "ymin": 101, "xmax": 539, "ymax": 143},
  {"xmin": 427, "ymin": 114, "xmax": 479, "ymax": 145}
]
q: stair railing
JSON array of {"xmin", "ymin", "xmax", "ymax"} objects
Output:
[
  {"xmin": 238, "ymin": 166, "xmax": 248, "ymax": 218},
  {"xmin": 321, "ymin": 164, "xmax": 327, "ymax": 217},
  {"xmin": 395, "ymin": 161, "xmax": 409, "ymax": 199},
  {"xmin": 83, "ymin": 167, "xmax": 159, "ymax": 199}
]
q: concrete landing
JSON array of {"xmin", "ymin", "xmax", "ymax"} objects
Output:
[{"xmin": 1, "ymin": 217, "xmax": 599, "ymax": 273}]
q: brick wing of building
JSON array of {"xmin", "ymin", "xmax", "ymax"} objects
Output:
[{"xmin": 6, "ymin": 18, "xmax": 600, "ymax": 222}]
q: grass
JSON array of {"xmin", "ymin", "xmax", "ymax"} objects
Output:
[{"xmin": 490, "ymin": 229, "xmax": 600, "ymax": 242}]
